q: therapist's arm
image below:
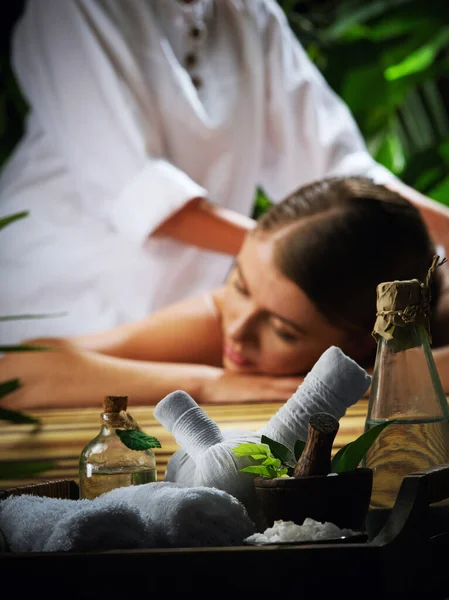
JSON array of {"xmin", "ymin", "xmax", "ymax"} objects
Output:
[{"xmin": 153, "ymin": 198, "xmax": 255, "ymax": 255}]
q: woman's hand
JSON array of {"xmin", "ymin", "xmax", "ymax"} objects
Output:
[
  {"xmin": 0, "ymin": 339, "xmax": 90, "ymax": 410},
  {"xmin": 198, "ymin": 368, "xmax": 304, "ymax": 404}
]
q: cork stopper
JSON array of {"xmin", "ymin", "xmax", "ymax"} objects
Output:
[
  {"xmin": 103, "ymin": 395, "xmax": 128, "ymax": 413},
  {"xmin": 373, "ymin": 279, "xmax": 428, "ymax": 340},
  {"xmin": 372, "ymin": 255, "xmax": 446, "ymax": 342}
]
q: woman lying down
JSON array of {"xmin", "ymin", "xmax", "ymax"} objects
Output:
[{"xmin": 1, "ymin": 175, "xmax": 448, "ymax": 410}]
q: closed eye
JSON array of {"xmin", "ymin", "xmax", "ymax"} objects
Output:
[{"xmin": 272, "ymin": 327, "xmax": 298, "ymax": 342}]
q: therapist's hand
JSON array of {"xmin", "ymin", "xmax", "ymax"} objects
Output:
[{"xmin": 197, "ymin": 368, "xmax": 303, "ymax": 404}]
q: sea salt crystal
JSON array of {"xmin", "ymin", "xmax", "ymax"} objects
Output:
[{"xmin": 245, "ymin": 518, "xmax": 356, "ymax": 544}]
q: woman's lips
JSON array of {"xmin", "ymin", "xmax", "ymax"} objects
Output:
[{"xmin": 223, "ymin": 344, "xmax": 254, "ymax": 367}]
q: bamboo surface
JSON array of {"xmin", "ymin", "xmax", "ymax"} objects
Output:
[{"xmin": 0, "ymin": 400, "xmax": 369, "ymax": 490}]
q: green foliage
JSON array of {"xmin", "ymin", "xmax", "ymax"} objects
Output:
[
  {"xmin": 261, "ymin": 434, "xmax": 297, "ymax": 468},
  {"xmin": 252, "ymin": 187, "xmax": 273, "ymax": 220},
  {"xmin": 0, "ymin": 211, "xmax": 28, "ymax": 231},
  {"xmin": 232, "ymin": 442, "xmax": 289, "ymax": 478},
  {"xmin": 0, "ymin": 211, "xmax": 56, "ymax": 481},
  {"xmin": 0, "ymin": 461, "xmax": 56, "ymax": 481},
  {"xmin": 280, "ymin": 0, "xmax": 449, "ymax": 207},
  {"xmin": 233, "ymin": 419, "xmax": 395, "ymax": 479},
  {"xmin": 294, "ymin": 439, "xmax": 306, "ymax": 462},
  {"xmin": 115, "ymin": 429, "xmax": 162, "ymax": 451},
  {"xmin": 331, "ymin": 420, "xmax": 395, "ymax": 473}
]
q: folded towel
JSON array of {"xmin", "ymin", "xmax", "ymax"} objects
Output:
[
  {"xmin": 0, "ymin": 482, "xmax": 256, "ymax": 553},
  {"xmin": 0, "ymin": 494, "xmax": 154, "ymax": 553},
  {"xmin": 104, "ymin": 482, "xmax": 256, "ymax": 547}
]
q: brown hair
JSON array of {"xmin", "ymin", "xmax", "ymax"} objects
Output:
[{"xmin": 254, "ymin": 176, "xmax": 439, "ymax": 333}]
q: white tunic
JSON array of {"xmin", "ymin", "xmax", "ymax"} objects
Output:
[{"xmin": 0, "ymin": 0, "xmax": 394, "ymax": 343}]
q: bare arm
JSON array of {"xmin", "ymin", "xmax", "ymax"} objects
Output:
[
  {"xmin": 0, "ymin": 291, "xmax": 303, "ymax": 410},
  {"xmin": 153, "ymin": 198, "xmax": 256, "ymax": 256}
]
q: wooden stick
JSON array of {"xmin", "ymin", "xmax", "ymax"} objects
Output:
[{"xmin": 294, "ymin": 412, "xmax": 340, "ymax": 477}]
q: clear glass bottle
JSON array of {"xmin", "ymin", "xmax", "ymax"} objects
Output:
[
  {"xmin": 364, "ymin": 274, "xmax": 449, "ymax": 510},
  {"xmin": 79, "ymin": 395, "xmax": 157, "ymax": 499}
]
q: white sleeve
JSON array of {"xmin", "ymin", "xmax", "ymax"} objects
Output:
[
  {"xmin": 12, "ymin": 0, "xmax": 206, "ymax": 245},
  {"xmin": 259, "ymin": 0, "xmax": 396, "ymax": 201}
]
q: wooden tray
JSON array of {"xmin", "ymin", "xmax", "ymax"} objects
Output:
[{"xmin": 1, "ymin": 465, "xmax": 449, "ymax": 600}]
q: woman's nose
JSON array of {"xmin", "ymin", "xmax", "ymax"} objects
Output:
[{"xmin": 227, "ymin": 309, "xmax": 257, "ymax": 342}]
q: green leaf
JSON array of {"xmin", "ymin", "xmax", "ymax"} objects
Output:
[
  {"xmin": 247, "ymin": 453, "xmax": 270, "ymax": 460},
  {"xmin": 261, "ymin": 435, "xmax": 295, "ymax": 466},
  {"xmin": 330, "ymin": 443, "xmax": 352, "ymax": 472},
  {"xmin": 261, "ymin": 456, "xmax": 282, "ymax": 469},
  {"xmin": 428, "ymin": 175, "xmax": 449, "ymax": 206},
  {"xmin": 115, "ymin": 429, "xmax": 162, "ymax": 451},
  {"xmin": 0, "ymin": 345, "xmax": 54, "ymax": 352},
  {"xmin": 385, "ymin": 28, "xmax": 449, "ymax": 81},
  {"xmin": 332, "ymin": 420, "xmax": 396, "ymax": 473},
  {"xmin": 0, "ymin": 407, "xmax": 39, "ymax": 425},
  {"xmin": 0, "ymin": 312, "xmax": 68, "ymax": 322},
  {"xmin": 0, "ymin": 461, "xmax": 55, "ymax": 480},
  {"xmin": 232, "ymin": 443, "xmax": 271, "ymax": 459},
  {"xmin": 0, "ymin": 211, "xmax": 28, "ymax": 232},
  {"xmin": 0, "ymin": 378, "xmax": 22, "ymax": 399},
  {"xmin": 239, "ymin": 465, "xmax": 275, "ymax": 477},
  {"xmin": 294, "ymin": 439, "xmax": 306, "ymax": 462}
]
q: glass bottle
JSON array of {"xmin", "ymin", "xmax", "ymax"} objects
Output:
[
  {"xmin": 364, "ymin": 265, "xmax": 449, "ymax": 510},
  {"xmin": 79, "ymin": 395, "xmax": 157, "ymax": 499}
]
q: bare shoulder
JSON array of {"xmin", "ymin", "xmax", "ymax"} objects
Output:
[{"xmin": 71, "ymin": 290, "xmax": 225, "ymax": 365}]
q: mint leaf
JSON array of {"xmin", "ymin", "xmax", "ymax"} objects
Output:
[
  {"xmin": 239, "ymin": 465, "xmax": 275, "ymax": 476},
  {"xmin": 261, "ymin": 456, "xmax": 282, "ymax": 469},
  {"xmin": 332, "ymin": 420, "xmax": 396, "ymax": 473},
  {"xmin": 116, "ymin": 429, "xmax": 162, "ymax": 451},
  {"xmin": 261, "ymin": 435, "xmax": 295, "ymax": 467},
  {"xmin": 232, "ymin": 443, "xmax": 271, "ymax": 458}
]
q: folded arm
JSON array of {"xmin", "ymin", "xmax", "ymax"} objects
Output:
[{"xmin": 0, "ymin": 292, "xmax": 303, "ymax": 410}]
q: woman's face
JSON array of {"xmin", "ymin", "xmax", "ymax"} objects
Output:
[{"xmin": 220, "ymin": 234, "xmax": 370, "ymax": 375}]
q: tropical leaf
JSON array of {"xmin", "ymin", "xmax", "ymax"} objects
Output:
[
  {"xmin": 0, "ymin": 378, "xmax": 21, "ymax": 399},
  {"xmin": 0, "ymin": 211, "xmax": 28, "ymax": 231},
  {"xmin": 0, "ymin": 345, "xmax": 54, "ymax": 352},
  {"xmin": 294, "ymin": 439, "xmax": 306, "ymax": 462},
  {"xmin": 332, "ymin": 420, "xmax": 396, "ymax": 473},
  {"xmin": 0, "ymin": 407, "xmax": 39, "ymax": 425},
  {"xmin": 0, "ymin": 312, "xmax": 67, "ymax": 322},
  {"xmin": 0, "ymin": 461, "xmax": 55, "ymax": 480}
]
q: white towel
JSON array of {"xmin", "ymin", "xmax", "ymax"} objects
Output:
[
  {"xmin": 0, "ymin": 482, "xmax": 256, "ymax": 553},
  {"xmin": 105, "ymin": 482, "xmax": 256, "ymax": 547}
]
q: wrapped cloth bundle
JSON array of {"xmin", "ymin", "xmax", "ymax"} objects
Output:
[
  {"xmin": 155, "ymin": 346, "xmax": 371, "ymax": 520},
  {"xmin": 0, "ymin": 482, "xmax": 256, "ymax": 553}
]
